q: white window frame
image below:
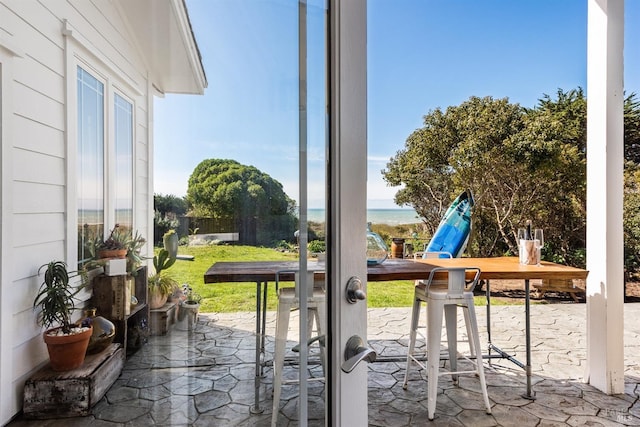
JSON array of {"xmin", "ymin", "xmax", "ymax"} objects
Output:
[{"xmin": 63, "ymin": 22, "xmax": 139, "ymax": 266}]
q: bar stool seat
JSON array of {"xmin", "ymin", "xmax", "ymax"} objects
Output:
[{"xmin": 271, "ymin": 271, "xmax": 326, "ymax": 426}]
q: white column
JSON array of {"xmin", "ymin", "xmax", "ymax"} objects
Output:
[{"xmin": 586, "ymin": 0, "xmax": 625, "ymax": 394}]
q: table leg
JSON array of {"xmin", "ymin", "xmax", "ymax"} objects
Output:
[
  {"xmin": 523, "ymin": 278, "xmax": 536, "ymax": 400},
  {"xmin": 260, "ymin": 280, "xmax": 269, "ymax": 376},
  {"xmin": 486, "ymin": 279, "xmax": 492, "ymax": 364},
  {"xmin": 250, "ymin": 281, "xmax": 264, "ymax": 414}
]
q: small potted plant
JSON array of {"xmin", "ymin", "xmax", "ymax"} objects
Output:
[
  {"xmin": 148, "ymin": 249, "xmax": 178, "ymax": 309},
  {"xmin": 95, "ymin": 224, "xmax": 129, "ymax": 259},
  {"xmin": 126, "ymin": 229, "xmax": 146, "ymax": 274},
  {"xmin": 176, "ymin": 284, "xmax": 202, "ymax": 331},
  {"xmin": 33, "ymin": 261, "xmax": 92, "ymax": 371}
]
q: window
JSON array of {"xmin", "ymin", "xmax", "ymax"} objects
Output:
[
  {"xmin": 77, "ymin": 67, "xmax": 105, "ymax": 266},
  {"xmin": 114, "ymin": 93, "xmax": 133, "ymax": 228},
  {"xmin": 76, "ymin": 66, "xmax": 134, "ymax": 267}
]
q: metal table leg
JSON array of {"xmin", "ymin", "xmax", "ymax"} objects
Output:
[
  {"xmin": 260, "ymin": 280, "xmax": 269, "ymax": 376},
  {"xmin": 484, "ymin": 278, "xmax": 536, "ymax": 400},
  {"xmin": 486, "ymin": 279, "xmax": 492, "ymax": 364},
  {"xmin": 523, "ymin": 279, "xmax": 535, "ymax": 400},
  {"xmin": 250, "ymin": 281, "xmax": 265, "ymax": 414}
]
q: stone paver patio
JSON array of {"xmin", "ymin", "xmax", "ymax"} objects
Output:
[{"xmin": 9, "ymin": 303, "xmax": 640, "ymax": 426}]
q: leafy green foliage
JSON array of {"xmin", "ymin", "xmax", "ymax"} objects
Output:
[
  {"xmin": 625, "ymin": 93, "xmax": 640, "ymax": 164},
  {"xmin": 307, "ymin": 240, "xmax": 326, "ymax": 253},
  {"xmin": 186, "ymin": 159, "xmax": 298, "ymax": 246},
  {"xmin": 154, "ymin": 193, "xmax": 188, "ymax": 215},
  {"xmin": 625, "ymin": 166, "xmax": 640, "ymax": 276},
  {"xmin": 33, "ymin": 261, "xmax": 85, "ymax": 333},
  {"xmin": 153, "ymin": 249, "xmax": 176, "ymax": 275},
  {"xmin": 383, "ymin": 88, "xmax": 640, "ymax": 272}
]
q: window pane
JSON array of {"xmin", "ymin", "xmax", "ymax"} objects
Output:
[
  {"xmin": 77, "ymin": 66, "xmax": 104, "ymax": 266},
  {"xmin": 114, "ymin": 93, "xmax": 133, "ymax": 229}
]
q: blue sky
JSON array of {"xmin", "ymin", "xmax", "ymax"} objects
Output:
[{"xmin": 154, "ymin": 0, "xmax": 639, "ymax": 209}]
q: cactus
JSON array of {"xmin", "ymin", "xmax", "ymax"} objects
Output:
[{"xmin": 153, "ymin": 248, "xmax": 176, "ymax": 275}]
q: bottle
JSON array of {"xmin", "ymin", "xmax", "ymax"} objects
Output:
[
  {"xmin": 366, "ymin": 222, "xmax": 389, "ymax": 265},
  {"xmin": 525, "ymin": 220, "xmax": 532, "ymax": 240}
]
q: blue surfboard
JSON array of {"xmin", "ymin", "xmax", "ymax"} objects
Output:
[{"xmin": 424, "ymin": 189, "xmax": 474, "ymax": 258}]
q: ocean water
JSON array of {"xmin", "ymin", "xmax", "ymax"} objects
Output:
[{"xmin": 306, "ymin": 208, "xmax": 420, "ymax": 225}]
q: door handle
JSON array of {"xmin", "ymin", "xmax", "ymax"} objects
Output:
[
  {"xmin": 341, "ymin": 335, "xmax": 377, "ymax": 373},
  {"xmin": 345, "ymin": 276, "xmax": 366, "ymax": 303}
]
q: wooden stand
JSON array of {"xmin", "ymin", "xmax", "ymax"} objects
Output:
[
  {"xmin": 23, "ymin": 344, "xmax": 124, "ymax": 419},
  {"xmin": 92, "ymin": 266, "xmax": 149, "ymax": 356},
  {"xmin": 149, "ymin": 301, "xmax": 177, "ymax": 336},
  {"xmin": 533, "ymin": 278, "xmax": 584, "ymax": 302}
]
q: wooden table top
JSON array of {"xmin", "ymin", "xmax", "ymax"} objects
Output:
[{"xmin": 204, "ymin": 257, "xmax": 588, "ymax": 283}]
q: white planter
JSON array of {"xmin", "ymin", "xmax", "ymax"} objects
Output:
[{"xmin": 175, "ymin": 301, "xmax": 200, "ymax": 331}]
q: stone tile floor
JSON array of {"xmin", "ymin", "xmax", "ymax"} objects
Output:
[{"xmin": 10, "ymin": 303, "xmax": 640, "ymax": 426}]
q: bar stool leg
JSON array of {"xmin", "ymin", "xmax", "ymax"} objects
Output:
[
  {"xmin": 464, "ymin": 296, "xmax": 492, "ymax": 414},
  {"xmin": 427, "ymin": 299, "xmax": 444, "ymax": 421},
  {"xmin": 462, "ymin": 307, "xmax": 475, "ymax": 359},
  {"xmin": 272, "ymin": 299, "xmax": 292, "ymax": 425},
  {"xmin": 444, "ymin": 304, "xmax": 458, "ymax": 384},
  {"xmin": 403, "ymin": 295, "xmax": 422, "ymax": 389},
  {"xmin": 315, "ymin": 304, "xmax": 327, "ymax": 375}
]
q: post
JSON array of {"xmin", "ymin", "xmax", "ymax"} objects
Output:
[{"xmin": 585, "ymin": 0, "xmax": 625, "ymax": 394}]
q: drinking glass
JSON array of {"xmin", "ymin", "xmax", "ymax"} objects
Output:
[
  {"xmin": 533, "ymin": 229, "xmax": 544, "ymax": 266},
  {"xmin": 517, "ymin": 228, "xmax": 526, "ymax": 264}
]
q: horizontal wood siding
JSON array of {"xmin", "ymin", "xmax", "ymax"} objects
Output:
[
  {"xmin": 1, "ymin": 0, "xmax": 153, "ymax": 422},
  {"xmin": 11, "ymin": 115, "xmax": 65, "ymax": 158}
]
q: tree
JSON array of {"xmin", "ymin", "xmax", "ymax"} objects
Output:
[
  {"xmin": 154, "ymin": 194, "xmax": 188, "ymax": 216},
  {"xmin": 383, "ymin": 92, "xmax": 587, "ymax": 264},
  {"xmin": 186, "ymin": 159, "xmax": 297, "ymax": 245},
  {"xmin": 625, "ymin": 93, "xmax": 640, "ymax": 164},
  {"xmin": 153, "ymin": 194, "xmax": 187, "ymax": 244}
]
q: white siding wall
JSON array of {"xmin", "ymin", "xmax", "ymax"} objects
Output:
[{"xmin": 0, "ymin": 1, "xmax": 153, "ymax": 422}]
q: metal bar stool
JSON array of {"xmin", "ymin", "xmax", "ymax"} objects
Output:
[
  {"xmin": 403, "ymin": 251, "xmax": 454, "ymax": 388},
  {"xmin": 427, "ymin": 267, "xmax": 490, "ymax": 420},
  {"xmin": 271, "ymin": 270, "xmax": 326, "ymax": 426},
  {"xmin": 405, "ymin": 266, "xmax": 491, "ymax": 420}
]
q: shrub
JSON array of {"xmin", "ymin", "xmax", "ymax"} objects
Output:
[{"xmin": 308, "ymin": 240, "xmax": 326, "ymax": 253}]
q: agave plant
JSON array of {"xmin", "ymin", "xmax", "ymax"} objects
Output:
[
  {"xmin": 148, "ymin": 249, "xmax": 178, "ymax": 298},
  {"xmin": 33, "ymin": 261, "xmax": 86, "ymax": 334}
]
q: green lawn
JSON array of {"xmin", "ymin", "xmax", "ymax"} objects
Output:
[{"xmin": 167, "ymin": 245, "xmax": 519, "ymax": 313}]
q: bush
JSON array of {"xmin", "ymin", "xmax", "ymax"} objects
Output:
[{"xmin": 308, "ymin": 240, "xmax": 326, "ymax": 253}]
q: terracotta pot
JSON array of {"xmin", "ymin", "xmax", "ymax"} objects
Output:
[
  {"xmin": 97, "ymin": 249, "xmax": 127, "ymax": 259},
  {"xmin": 149, "ymin": 290, "xmax": 169, "ymax": 309},
  {"xmin": 43, "ymin": 325, "xmax": 93, "ymax": 371}
]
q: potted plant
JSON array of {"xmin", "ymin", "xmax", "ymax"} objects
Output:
[
  {"xmin": 176, "ymin": 284, "xmax": 202, "ymax": 331},
  {"xmin": 126, "ymin": 229, "xmax": 146, "ymax": 274},
  {"xmin": 33, "ymin": 261, "xmax": 92, "ymax": 371},
  {"xmin": 95, "ymin": 224, "xmax": 129, "ymax": 259},
  {"xmin": 148, "ymin": 248, "xmax": 178, "ymax": 309},
  {"xmin": 308, "ymin": 239, "xmax": 326, "ymax": 262}
]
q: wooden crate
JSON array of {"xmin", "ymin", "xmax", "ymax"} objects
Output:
[
  {"xmin": 533, "ymin": 278, "xmax": 584, "ymax": 302},
  {"xmin": 23, "ymin": 344, "xmax": 124, "ymax": 419},
  {"xmin": 149, "ymin": 301, "xmax": 177, "ymax": 336},
  {"xmin": 91, "ymin": 267, "xmax": 149, "ymax": 356}
]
